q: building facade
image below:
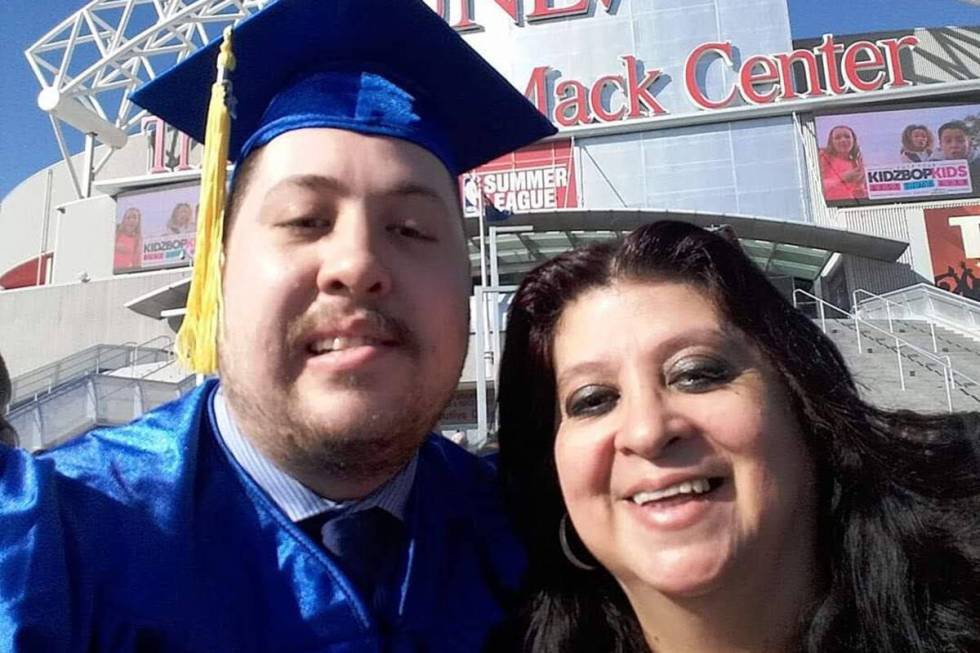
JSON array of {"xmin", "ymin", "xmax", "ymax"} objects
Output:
[{"xmin": 3, "ymin": 0, "xmax": 980, "ymax": 442}]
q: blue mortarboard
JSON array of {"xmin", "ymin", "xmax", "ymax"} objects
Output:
[{"xmin": 130, "ymin": 0, "xmax": 557, "ymax": 175}]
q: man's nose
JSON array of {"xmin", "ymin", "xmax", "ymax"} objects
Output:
[{"xmin": 314, "ymin": 211, "xmax": 393, "ymax": 300}]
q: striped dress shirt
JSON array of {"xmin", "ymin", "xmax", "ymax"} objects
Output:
[{"xmin": 212, "ymin": 386, "xmax": 417, "ymax": 523}]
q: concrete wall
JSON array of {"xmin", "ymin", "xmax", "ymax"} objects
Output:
[
  {"xmin": 0, "ymin": 269, "xmax": 188, "ymax": 377},
  {"xmin": 51, "ymin": 195, "xmax": 117, "ymax": 283}
]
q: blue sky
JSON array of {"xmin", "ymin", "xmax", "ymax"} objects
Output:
[{"xmin": 1, "ymin": 0, "xmax": 979, "ymax": 201}]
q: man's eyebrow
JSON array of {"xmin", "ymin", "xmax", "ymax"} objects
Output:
[
  {"xmin": 263, "ymin": 175, "xmax": 445, "ymax": 202},
  {"xmin": 384, "ymin": 181, "xmax": 446, "ymax": 203},
  {"xmin": 265, "ymin": 174, "xmax": 348, "ymax": 197}
]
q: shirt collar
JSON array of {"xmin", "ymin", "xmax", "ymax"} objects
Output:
[{"xmin": 212, "ymin": 384, "xmax": 417, "ymax": 523}]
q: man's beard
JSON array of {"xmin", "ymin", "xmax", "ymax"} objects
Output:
[
  {"xmin": 216, "ymin": 298, "xmax": 467, "ymax": 493},
  {"xmin": 220, "ymin": 360, "xmax": 457, "ymax": 489}
]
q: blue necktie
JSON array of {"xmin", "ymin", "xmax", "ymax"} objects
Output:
[{"xmin": 301, "ymin": 507, "xmax": 406, "ymax": 617}]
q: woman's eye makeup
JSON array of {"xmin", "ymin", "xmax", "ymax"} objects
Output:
[
  {"xmin": 564, "ymin": 385, "xmax": 619, "ymax": 418},
  {"xmin": 558, "ymin": 348, "xmax": 741, "ymax": 418},
  {"xmin": 666, "ymin": 356, "xmax": 735, "ymax": 392}
]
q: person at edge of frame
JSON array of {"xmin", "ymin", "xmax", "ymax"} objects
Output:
[
  {"xmin": 0, "ymin": 0, "xmax": 556, "ymax": 651},
  {"xmin": 491, "ymin": 221, "xmax": 980, "ymax": 653},
  {"xmin": 0, "ymin": 352, "xmax": 15, "ymax": 447}
]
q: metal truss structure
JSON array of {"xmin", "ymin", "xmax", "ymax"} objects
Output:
[{"xmin": 25, "ymin": 0, "xmax": 271, "ymax": 199}]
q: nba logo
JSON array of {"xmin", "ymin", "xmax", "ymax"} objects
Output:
[{"xmin": 461, "ymin": 174, "xmax": 482, "ymax": 218}]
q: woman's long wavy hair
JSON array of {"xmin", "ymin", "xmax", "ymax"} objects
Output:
[
  {"xmin": 495, "ymin": 221, "xmax": 980, "ymax": 652},
  {"xmin": 824, "ymin": 125, "xmax": 862, "ymax": 161}
]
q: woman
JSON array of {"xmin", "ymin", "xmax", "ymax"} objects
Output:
[
  {"xmin": 819, "ymin": 125, "xmax": 867, "ymax": 201},
  {"xmin": 113, "ymin": 207, "xmax": 142, "ymax": 270},
  {"xmin": 495, "ymin": 221, "xmax": 980, "ymax": 652},
  {"xmin": 165, "ymin": 202, "xmax": 195, "ymax": 234},
  {"xmin": 900, "ymin": 124, "xmax": 934, "ymax": 163}
]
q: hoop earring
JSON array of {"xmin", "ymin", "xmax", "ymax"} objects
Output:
[{"xmin": 559, "ymin": 513, "xmax": 596, "ymax": 571}]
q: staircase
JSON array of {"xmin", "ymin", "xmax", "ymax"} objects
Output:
[
  {"xmin": 819, "ymin": 317, "xmax": 980, "ymax": 413},
  {"xmin": 7, "ymin": 337, "xmax": 196, "ymax": 451},
  {"xmin": 794, "ymin": 285, "xmax": 980, "ymax": 413}
]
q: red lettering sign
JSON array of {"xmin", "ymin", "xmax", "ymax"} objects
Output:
[
  {"xmin": 424, "ymin": 0, "xmax": 614, "ymax": 28},
  {"xmin": 842, "ymin": 40, "xmax": 887, "ymax": 93},
  {"xmin": 621, "ymin": 55, "xmax": 666, "ymax": 117},
  {"xmin": 682, "ymin": 34, "xmax": 917, "ymax": 111},
  {"xmin": 739, "ymin": 55, "xmax": 780, "ymax": 105},
  {"xmin": 684, "ymin": 42, "xmax": 738, "ymax": 110}
]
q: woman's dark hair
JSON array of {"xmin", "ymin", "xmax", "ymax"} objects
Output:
[{"xmin": 495, "ymin": 221, "xmax": 980, "ymax": 652}]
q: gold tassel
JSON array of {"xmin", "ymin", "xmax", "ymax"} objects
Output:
[{"xmin": 176, "ymin": 27, "xmax": 236, "ymax": 374}]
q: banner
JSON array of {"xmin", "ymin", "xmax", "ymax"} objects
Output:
[
  {"xmin": 814, "ymin": 104, "xmax": 980, "ymax": 205},
  {"xmin": 924, "ymin": 204, "xmax": 980, "ymax": 300},
  {"xmin": 460, "ymin": 140, "xmax": 577, "ymax": 218},
  {"xmin": 113, "ymin": 184, "xmax": 200, "ymax": 274}
]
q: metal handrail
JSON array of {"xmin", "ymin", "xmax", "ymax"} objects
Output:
[
  {"xmin": 89, "ymin": 354, "xmax": 185, "ymax": 409},
  {"xmin": 10, "ymin": 335, "xmax": 175, "ymax": 407},
  {"xmin": 867, "ymin": 283, "xmax": 980, "ymax": 337},
  {"xmin": 11, "ymin": 345, "xmax": 133, "ymax": 405},
  {"xmin": 9, "ymin": 356, "xmax": 186, "ymax": 422},
  {"xmin": 13, "ymin": 342, "xmax": 132, "ymax": 384},
  {"xmin": 8, "ymin": 362, "xmax": 195, "ymax": 452},
  {"xmin": 852, "ymin": 289, "xmax": 939, "ymax": 353},
  {"xmin": 793, "ymin": 289, "xmax": 977, "ymax": 413},
  {"xmin": 877, "ymin": 282, "xmax": 980, "ymax": 314},
  {"xmin": 851, "ymin": 284, "xmax": 980, "ymax": 344}
]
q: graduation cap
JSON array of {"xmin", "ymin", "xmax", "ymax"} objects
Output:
[{"xmin": 130, "ymin": 0, "xmax": 557, "ymax": 373}]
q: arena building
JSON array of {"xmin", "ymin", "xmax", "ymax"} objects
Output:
[{"xmin": 3, "ymin": 0, "xmax": 980, "ymax": 450}]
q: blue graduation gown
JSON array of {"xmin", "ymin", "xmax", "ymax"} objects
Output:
[{"xmin": 0, "ymin": 380, "xmax": 524, "ymax": 652}]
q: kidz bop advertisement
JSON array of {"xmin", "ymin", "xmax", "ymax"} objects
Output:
[
  {"xmin": 814, "ymin": 104, "xmax": 980, "ymax": 206},
  {"xmin": 113, "ymin": 183, "xmax": 200, "ymax": 274},
  {"xmin": 460, "ymin": 140, "xmax": 577, "ymax": 218}
]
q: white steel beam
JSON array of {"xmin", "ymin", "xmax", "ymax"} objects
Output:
[{"xmin": 25, "ymin": 0, "xmax": 271, "ymax": 200}]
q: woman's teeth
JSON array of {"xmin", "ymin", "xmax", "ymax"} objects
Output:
[{"xmin": 631, "ymin": 478, "xmax": 712, "ymax": 505}]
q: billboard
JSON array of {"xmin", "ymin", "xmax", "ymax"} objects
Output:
[
  {"xmin": 113, "ymin": 184, "xmax": 199, "ymax": 274},
  {"xmin": 814, "ymin": 104, "xmax": 980, "ymax": 205},
  {"xmin": 460, "ymin": 140, "xmax": 577, "ymax": 219},
  {"xmin": 924, "ymin": 204, "xmax": 980, "ymax": 300}
]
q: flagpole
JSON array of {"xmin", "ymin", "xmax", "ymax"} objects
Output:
[{"xmin": 478, "ymin": 189, "xmax": 488, "ymax": 289}]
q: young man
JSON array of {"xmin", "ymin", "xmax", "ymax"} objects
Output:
[
  {"xmin": 933, "ymin": 120, "xmax": 980, "ymax": 194},
  {"xmin": 0, "ymin": 1, "xmax": 555, "ymax": 650}
]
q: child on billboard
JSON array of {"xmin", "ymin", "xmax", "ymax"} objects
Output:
[
  {"xmin": 113, "ymin": 207, "xmax": 143, "ymax": 271},
  {"xmin": 899, "ymin": 124, "xmax": 934, "ymax": 162},
  {"xmin": 164, "ymin": 202, "xmax": 196, "ymax": 235},
  {"xmin": 819, "ymin": 125, "xmax": 868, "ymax": 201},
  {"xmin": 931, "ymin": 121, "xmax": 980, "ymax": 193}
]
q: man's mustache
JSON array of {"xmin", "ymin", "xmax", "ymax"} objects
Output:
[{"xmin": 287, "ymin": 303, "xmax": 417, "ymax": 352}]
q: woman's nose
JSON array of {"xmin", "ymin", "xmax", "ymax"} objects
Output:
[{"xmin": 615, "ymin": 392, "xmax": 689, "ymax": 459}]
